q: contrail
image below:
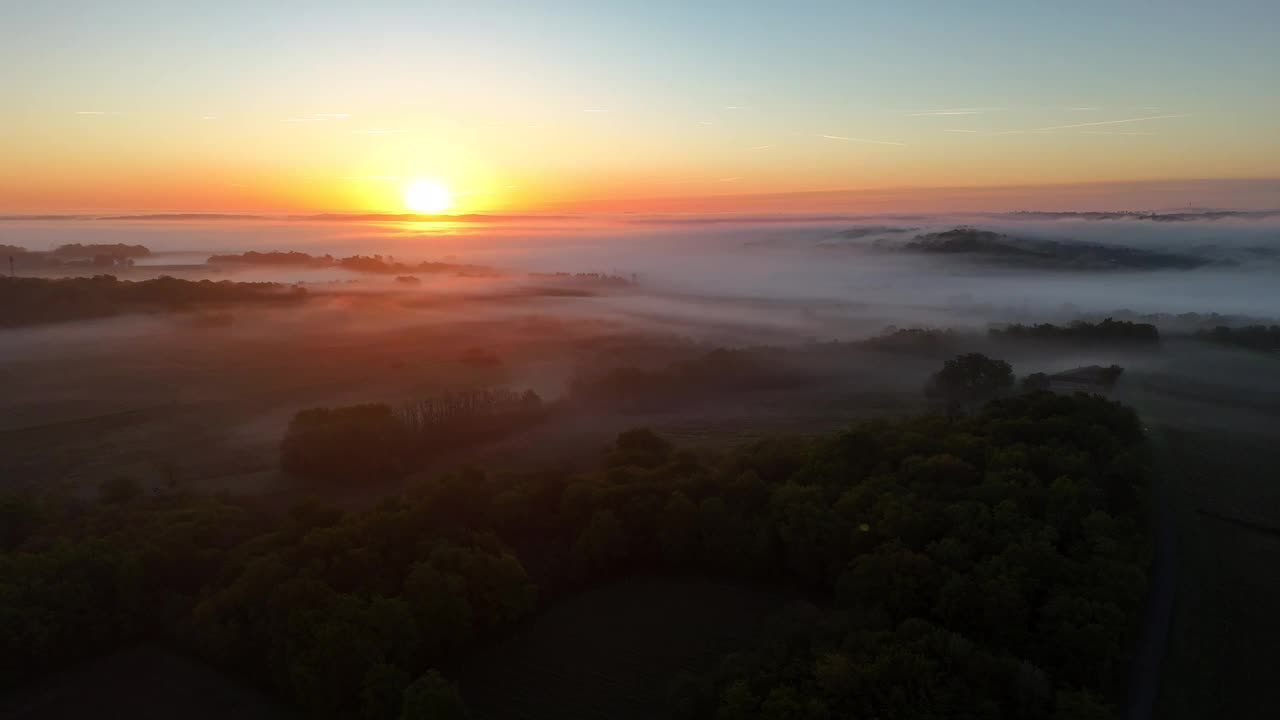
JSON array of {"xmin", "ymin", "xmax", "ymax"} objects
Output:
[
  {"xmin": 818, "ymin": 134, "xmax": 907, "ymax": 146},
  {"xmin": 747, "ymin": 144, "xmax": 776, "ymax": 150}
]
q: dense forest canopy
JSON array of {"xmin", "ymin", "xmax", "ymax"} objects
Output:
[{"xmin": 1, "ymin": 388, "xmax": 1150, "ymax": 719}]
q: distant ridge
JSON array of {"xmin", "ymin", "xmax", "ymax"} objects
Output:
[{"xmin": 1002, "ymin": 210, "xmax": 1280, "ymax": 222}]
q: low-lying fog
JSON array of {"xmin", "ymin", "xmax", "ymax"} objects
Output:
[
  {"xmin": 2, "ymin": 211, "xmax": 1278, "ymax": 495},
  {"xmin": 5, "ymin": 211, "xmax": 1279, "ymax": 325}
]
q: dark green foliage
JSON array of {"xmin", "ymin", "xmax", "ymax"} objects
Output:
[
  {"xmin": 400, "ymin": 670, "xmax": 468, "ymax": 719},
  {"xmin": 609, "ymin": 428, "xmax": 673, "ymax": 469},
  {"xmin": 1196, "ymin": 324, "xmax": 1280, "ymax": 353},
  {"xmin": 926, "ymin": 353, "xmax": 1015, "ymax": 412},
  {"xmin": 362, "ymin": 663, "xmax": 412, "ymax": 720},
  {"xmin": 2, "ymin": 392, "xmax": 1148, "ymax": 720},
  {"xmin": 857, "ymin": 327, "xmax": 961, "ymax": 354},
  {"xmin": 1049, "ymin": 364, "xmax": 1125, "ymax": 389},
  {"xmin": 991, "ymin": 318, "xmax": 1160, "ymax": 345},
  {"xmin": 282, "ymin": 391, "xmax": 546, "ymax": 483},
  {"xmin": 281, "ymin": 404, "xmax": 407, "ymax": 482}
]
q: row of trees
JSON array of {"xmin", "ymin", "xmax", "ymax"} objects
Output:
[
  {"xmin": 0, "ymin": 275, "xmax": 306, "ymax": 328},
  {"xmin": 3, "ymin": 375, "xmax": 1151, "ymax": 718},
  {"xmin": 990, "ymin": 318, "xmax": 1160, "ymax": 345},
  {"xmin": 206, "ymin": 251, "xmax": 491, "ymax": 277},
  {"xmin": 1195, "ymin": 324, "xmax": 1280, "ymax": 353},
  {"xmin": 281, "ymin": 390, "xmax": 547, "ymax": 482}
]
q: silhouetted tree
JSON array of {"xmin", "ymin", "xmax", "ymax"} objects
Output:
[
  {"xmin": 400, "ymin": 670, "xmax": 468, "ymax": 720},
  {"xmin": 926, "ymin": 353, "xmax": 1015, "ymax": 413}
]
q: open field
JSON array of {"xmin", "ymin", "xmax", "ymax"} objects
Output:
[{"xmin": 1151, "ymin": 427, "xmax": 1280, "ymax": 719}]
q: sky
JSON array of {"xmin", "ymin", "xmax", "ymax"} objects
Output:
[{"xmin": 2, "ymin": 0, "xmax": 1278, "ymax": 214}]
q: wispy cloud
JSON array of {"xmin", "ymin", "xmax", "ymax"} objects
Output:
[
  {"xmin": 1028, "ymin": 114, "xmax": 1187, "ymax": 132},
  {"xmin": 1079, "ymin": 131, "xmax": 1157, "ymax": 136},
  {"xmin": 718, "ymin": 176, "xmax": 742, "ymax": 182},
  {"xmin": 747, "ymin": 144, "xmax": 776, "ymax": 150},
  {"xmin": 583, "ymin": 108, "xmax": 609, "ymax": 113},
  {"xmin": 724, "ymin": 106, "xmax": 744, "ymax": 110},
  {"xmin": 339, "ymin": 175, "xmax": 402, "ymax": 181},
  {"xmin": 698, "ymin": 121, "xmax": 714, "ymax": 125},
  {"xmin": 351, "ymin": 129, "xmax": 405, "ymax": 134},
  {"xmin": 201, "ymin": 115, "xmax": 217, "ymax": 120},
  {"xmin": 1069, "ymin": 106, "xmax": 1099, "ymax": 111},
  {"xmin": 315, "ymin": 113, "xmax": 349, "ymax": 118},
  {"xmin": 818, "ymin": 134, "xmax": 907, "ymax": 146},
  {"xmin": 75, "ymin": 111, "xmax": 107, "ymax": 115},
  {"xmin": 907, "ymin": 108, "xmax": 987, "ymax": 116},
  {"xmin": 282, "ymin": 117, "xmax": 327, "ymax": 123},
  {"xmin": 942, "ymin": 129, "xmax": 979, "ymax": 133}
]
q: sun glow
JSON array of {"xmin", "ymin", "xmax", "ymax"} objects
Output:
[{"xmin": 402, "ymin": 178, "xmax": 453, "ymax": 213}]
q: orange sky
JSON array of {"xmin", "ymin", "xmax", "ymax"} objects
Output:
[{"xmin": 4, "ymin": 3, "xmax": 1279, "ymax": 215}]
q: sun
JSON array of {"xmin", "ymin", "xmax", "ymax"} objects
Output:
[{"xmin": 401, "ymin": 178, "xmax": 453, "ymax": 213}]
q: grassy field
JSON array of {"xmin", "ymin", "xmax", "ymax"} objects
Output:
[
  {"xmin": 1109, "ymin": 346, "xmax": 1280, "ymax": 720},
  {"xmin": 1151, "ymin": 427, "xmax": 1280, "ymax": 719},
  {"xmin": 454, "ymin": 576, "xmax": 795, "ymax": 720}
]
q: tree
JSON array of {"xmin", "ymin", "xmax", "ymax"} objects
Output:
[
  {"xmin": 609, "ymin": 428, "xmax": 672, "ymax": 468},
  {"xmin": 281, "ymin": 404, "xmax": 406, "ymax": 482},
  {"xmin": 1022, "ymin": 372, "xmax": 1051, "ymax": 392},
  {"xmin": 362, "ymin": 663, "xmax": 411, "ymax": 720},
  {"xmin": 400, "ymin": 670, "xmax": 467, "ymax": 720},
  {"xmin": 658, "ymin": 491, "xmax": 700, "ymax": 561},
  {"xmin": 574, "ymin": 509, "xmax": 630, "ymax": 573},
  {"xmin": 926, "ymin": 353, "xmax": 1014, "ymax": 413}
]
